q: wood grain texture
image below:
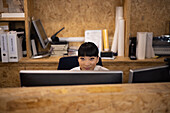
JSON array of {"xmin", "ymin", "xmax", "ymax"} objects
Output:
[
  {"xmin": 130, "ymin": 0, "xmax": 170, "ymax": 37},
  {"xmin": 0, "ymin": 83, "xmax": 170, "ymax": 113},
  {"xmin": 0, "ymin": 63, "xmax": 25, "ymax": 87},
  {"xmin": 32, "ymin": 0, "xmax": 123, "ymax": 50}
]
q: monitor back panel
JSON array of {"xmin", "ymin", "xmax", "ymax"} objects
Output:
[
  {"xmin": 20, "ymin": 71, "xmax": 123, "ymax": 87},
  {"xmin": 129, "ymin": 65, "xmax": 170, "ymax": 83}
]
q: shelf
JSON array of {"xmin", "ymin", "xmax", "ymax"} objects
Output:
[{"xmin": 0, "ymin": 17, "xmax": 25, "ymax": 21}]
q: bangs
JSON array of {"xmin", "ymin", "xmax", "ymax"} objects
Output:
[
  {"xmin": 78, "ymin": 42, "xmax": 99, "ymax": 57},
  {"xmin": 79, "ymin": 48, "xmax": 98, "ymax": 57}
]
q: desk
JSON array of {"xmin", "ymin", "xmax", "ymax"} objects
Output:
[
  {"xmin": 0, "ymin": 56, "xmax": 168, "ymax": 87},
  {"xmin": 0, "ymin": 83, "xmax": 170, "ymax": 113}
]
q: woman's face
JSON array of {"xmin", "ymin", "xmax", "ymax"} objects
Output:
[{"xmin": 78, "ymin": 56, "xmax": 99, "ymax": 70}]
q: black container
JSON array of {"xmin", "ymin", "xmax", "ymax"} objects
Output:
[{"xmin": 129, "ymin": 37, "xmax": 137, "ymax": 60}]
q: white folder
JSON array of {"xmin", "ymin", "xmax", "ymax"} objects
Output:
[
  {"xmin": 8, "ymin": 31, "xmax": 23, "ymax": 62},
  {"xmin": 136, "ymin": 32, "xmax": 147, "ymax": 59},
  {"xmin": 0, "ymin": 32, "xmax": 9, "ymax": 63},
  {"xmin": 145, "ymin": 32, "xmax": 155, "ymax": 58}
]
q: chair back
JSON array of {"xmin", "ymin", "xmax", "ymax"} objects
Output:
[{"xmin": 58, "ymin": 56, "xmax": 102, "ymax": 70}]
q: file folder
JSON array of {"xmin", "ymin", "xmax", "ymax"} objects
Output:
[
  {"xmin": 0, "ymin": 33, "xmax": 9, "ymax": 62},
  {"xmin": 8, "ymin": 31, "xmax": 23, "ymax": 62}
]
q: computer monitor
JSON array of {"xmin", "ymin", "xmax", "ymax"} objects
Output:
[
  {"xmin": 129, "ymin": 65, "xmax": 170, "ymax": 83},
  {"xmin": 20, "ymin": 70, "xmax": 123, "ymax": 87},
  {"xmin": 32, "ymin": 19, "xmax": 49, "ymax": 49}
]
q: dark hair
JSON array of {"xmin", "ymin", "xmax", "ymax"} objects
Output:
[{"xmin": 78, "ymin": 42, "xmax": 99, "ymax": 57}]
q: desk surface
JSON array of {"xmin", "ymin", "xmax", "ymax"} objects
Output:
[
  {"xmin": 0, "ymin": 83, "xmax": 170, "ymax": 113},
  {"xmin": 19, "ymin": 56, "xmax": 167, "ymax": 63}
]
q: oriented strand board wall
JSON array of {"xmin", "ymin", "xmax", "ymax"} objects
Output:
[
  {"xmin": 33, "ymin": 0, "xmax": 123, "ymax": 45},
  {"xmin": 130, "ymin": 0, "xmax": 170, "ymax": 37}
]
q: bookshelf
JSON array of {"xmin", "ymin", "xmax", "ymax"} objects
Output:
[{"xmin": 1, "ymin": 0, "xmax": 170, "ymax": 58}]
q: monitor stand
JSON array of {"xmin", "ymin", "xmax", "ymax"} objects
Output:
[{"xmin": 31, "ymin": 47, "xmax": 53, "ymax": 59}]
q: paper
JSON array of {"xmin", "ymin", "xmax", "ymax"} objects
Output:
[
  {"xmin": 118, "ymin": 19, "xmax": 125, "ymax": 56},
  {"xmin": 111, "ymin": 23, "xmax": 118, "ymax": 52},
  {"xmin": 115, "ymin": 7, "xmax": 123, "ymax": 27},
  {"xmin": 85, "ymin": 30, "xmax": 102, "ymax": 56},
  {"xmin": 59, "ymin": 37, "xmax": 84, "ymax": 42},
  {"xmin": 111, "ymin": 6, "xmax": 123, "ymax": 53}
]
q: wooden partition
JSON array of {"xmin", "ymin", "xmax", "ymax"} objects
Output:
[
  {"xmin": 0, "ymin": 56, "xmax": 167, "ymax": 88},
  {"xmin": 0, "ymin": 83, "xmax": 170, "ymax": 113},
  {"xmin": 1, "ymin": 0, "xmax": 170, "ymax": 88}
]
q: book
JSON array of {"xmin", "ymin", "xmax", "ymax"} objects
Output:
[
  {"xmin": 0, "ymin": 32, "xmax": 9, "ymax": 63},
  {"xmin": 0, "ymin": 22, "xmax": 9, "ymax": 31},
  {"xmin": 8, "ymin": 31, "xmax": 23, "ymax": 62},
  {"xmin": 67, "ymin": 46, "xmax": 78, "ymax": 56},
  {"xmin": 67, "ymin": 51, "xmax": 78, "ymax": 56},
  {"xmin": 51, "ymin": 50, "xmax": 67, "ymax": 54},
  {"xmin": 51, "ymin": 43, "xmax": 68, "ymax": 51},
  {"xmin": 51, "ymin": 50, "xmax": 68, "ymax": 56},
  {"xmin": 0, "ymin": 13, "xmax": 25, "ymax": 18}
]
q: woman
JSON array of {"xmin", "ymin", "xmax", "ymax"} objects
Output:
[{"xmin": 71, "ymin": 42, "xmax": 109, "ymax": 71}]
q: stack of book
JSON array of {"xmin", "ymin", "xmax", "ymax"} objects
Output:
[
  {"xmin": 51, "ymin": 43, "xmax": 68, "ymax": 56},
  {"xmin": 67, "ymin": 46, "xmax": 79, "ymax": 56},
  {"xmin": 0, "ymin": 22, "xmax": 9, "ymax": 31}
]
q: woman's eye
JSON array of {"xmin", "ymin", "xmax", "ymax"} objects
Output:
[
  {"xmin": 90, "ymin": 58, "xmax": 95, "ymax": 61},
  {"xmin": 80, "ymin": 58, "xmax": 85, "ymax": 61}
]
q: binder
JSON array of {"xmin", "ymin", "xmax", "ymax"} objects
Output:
[
  {"xmin": 136, "ymin": 32, "xmax": 147, "ymax": 59},
  {"xmin": 0, "ymin": 32, "xmax": 9, "ymax": 62},
  {"xmin": 145, "ymin": 32, "xmax": 155, "ymax": 58},
  {"xmin": 31, "ymin": 39, "xmax": 38, "ymax": 56},
  {"xmin": 8, "ymin": 31, "xmax": 23, "ymax": 62}
]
